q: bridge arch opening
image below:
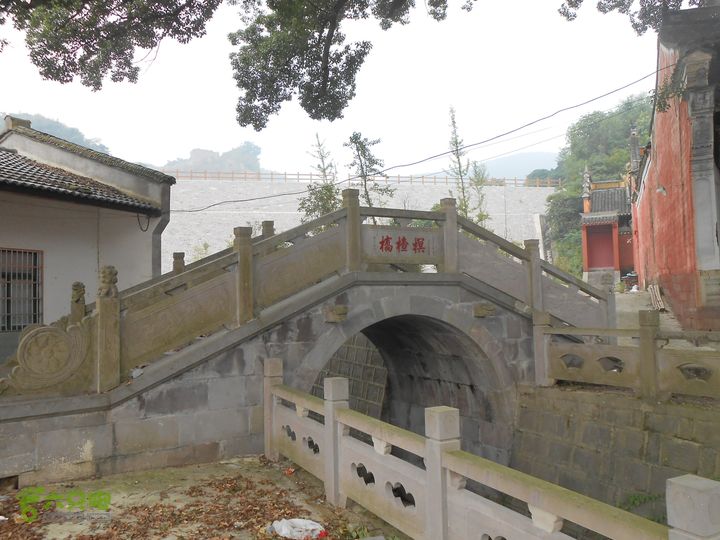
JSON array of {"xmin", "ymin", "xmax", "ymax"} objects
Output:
[{"xmin": 303, "ymin": 312, "xmax": 518, "ymax": 465}]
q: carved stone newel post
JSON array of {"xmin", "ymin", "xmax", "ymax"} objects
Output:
[
  {"xmin": 96, "ymin": 266, "xmax": 121, "ymax": 393},
  {"xmin": 343, "ymin": 189, "xmax": 362, "ymax": 272},
  {"xmin": 234, "ymin": 227, "xmax": 254, "ymax": 325},
  {"xmin": 172, "ymin": 252, "xmax": 185, "ymax": 274},
  {"xmin": 70, "ymin": 282, "xmax": 86, "ymax": 324},
  {"xmin": 261, "ymin": 220, "xmax": 275, "ymax": 239},
  {"xmin": 441, "ymin": 198, "xmax": 458, "ymax": 273}
]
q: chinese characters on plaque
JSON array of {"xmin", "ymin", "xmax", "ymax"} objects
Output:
[{"xmin": 378, "ymin": 234, "xmax": 426, "ymax": 254}]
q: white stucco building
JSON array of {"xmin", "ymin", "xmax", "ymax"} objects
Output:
[{"xmin": 0, "ymin": 116, "xmax": 175, "ymax": 359}]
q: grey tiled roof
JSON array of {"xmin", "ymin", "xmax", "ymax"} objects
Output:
[
  {"xmin": 590, "ymin": 188, "xmax": 631, "ymax": 215},
  {"xmin": 581, "ymin": 211, "xmax": 619, "ymax": 226},
  {"xmin": 0, "ymin": 126, "xmax": 175, "ymax": 185},
  {"xmin": 0, "ymin": 148, "xmax": 161, "ymax": 214}
]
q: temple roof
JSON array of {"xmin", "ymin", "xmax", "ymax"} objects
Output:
[
  {"xmin": 590, "ymin": 188, "xmax": 631, "ymax": 216},
  {"xmin": 0, "ymin": 147, "xmax": 161, "ymax": 215}
]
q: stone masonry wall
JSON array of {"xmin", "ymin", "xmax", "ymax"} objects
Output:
[
  {"xmin": 1, "ymin": 281, "xmax": 529, "ymax": 487},
  {"xmin": 511, "ymin": 385, "xmax": 720, "ymax": 521},
  {"xmin": 0, "ymin": 347, "xmax": 264, "ymax": 487}
]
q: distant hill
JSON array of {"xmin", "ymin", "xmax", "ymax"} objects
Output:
[
  {"xmin": 163, "ymin": 143, "xmax": 261, "ymax": 172},
  {"xmin": 3, "ymin": 112, "xmax": 110, "ymax": 154},
  {"xmin": 483, "ymin": 152, "xmax": 558, "ymax": 179}
]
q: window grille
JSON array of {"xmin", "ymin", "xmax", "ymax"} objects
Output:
[{"xmin": 0, "ymin": 248, "xmax": 43, "ymax": 332}]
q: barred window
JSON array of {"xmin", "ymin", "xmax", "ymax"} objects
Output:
[{"xmin": 1, "ymin": 248, "xmax": 43, "ymax": 332}]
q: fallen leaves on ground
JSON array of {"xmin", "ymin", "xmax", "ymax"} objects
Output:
[
  {"xmin": 0, "ymin": 460, "xmax": 388, "ymax": 540},
  {"xmin": 67, "ymin": 470, "xmax": 352, "ymax": 539},
  {"xmin": 0, "ymin": 495, "xmax": 50, "ymax": 540}
]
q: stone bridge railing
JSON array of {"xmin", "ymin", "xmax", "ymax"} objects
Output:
[
  {"xmin": 533, "ymin": 310, "xmax": 720, "ymax": 401},
  {"xmin": 265, "ymin": 359, "xmax": 717, "ymax": 540},
  {"xmin": 1, "ymin": 189, "xmax": 611, "ymax": 397}
]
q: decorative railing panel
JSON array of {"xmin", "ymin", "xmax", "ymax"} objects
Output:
[
  {"xmin": 264, "ymin": 362, "xmax": 693, "ymax": 540},
  {"xmin": 536, "ymin": 312, "xmax": 720, "ymax": 401},
  {"xmin": 442, "ymin": 449, "xmax": 668, "ymax": 540},
  {"xmin": 273, "ymin": 399, "xmax": 326, "ymax": 481},
  {"xmin": 541, "ymin": 278, "xmax": 605, "ymax": 329},
  {"xmin": 120, "ymin": 271, "xmax": 236, "ymax": 372},
  {"xmin": 254, "ymin": 224, "xmax": 346, "ymax": 309},
  {"xmin": 457, "ymin": 233, "xmax": 531, "ymax": 305},
  {"xmin": 657, "ymin": 348, "xmax": 720, "ymax": 399},
  {"xmin": 547, "ymin": 342, "xmax": 640, "ymax": 389},
  {"xmin": 447, "ymin": 487, "xmax": 572, "ymax": 540},
  {"xmin": 339, "ymin": 434, "xmax": 426, "ymax": 539},
  {"xmin": 119, "ymin": 252, "xmax": 236, "ymax": 313}
]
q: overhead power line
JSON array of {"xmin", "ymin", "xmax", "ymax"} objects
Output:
[{"xmin": 172, "ymin": 67, "xmax": 667, "ymax": 214}]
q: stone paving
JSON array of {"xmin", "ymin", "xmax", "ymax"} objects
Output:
[
  {"xmin": 615, "ymin": 290, "xmax": 719, "ymax": 349},
  {"xmin": 0, "ymin": 456, "xmax": 407, "ymax": 540}
]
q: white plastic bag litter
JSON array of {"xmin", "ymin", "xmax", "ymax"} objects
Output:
[{"xmin": 270, "ymin": 518, "xmax": 326, "ymax": 539}]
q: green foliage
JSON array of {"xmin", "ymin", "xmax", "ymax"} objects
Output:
[
  {"xmin": 344, "ymin": 131, "xmax": 395, "ymax": 223},
  {"xmin": 298, "ymin": 180, "xmax": 342, "ymax": 224},
  {"xmin": 554, "ymin": 230, "xmax": 583, "ymax": 277},
  {"xmin": 298, "ymin": 134, "xmax": 341, "ymax": 224},
  {"xmin": 556, "ymin": 94, "xmax": 653, "ymax": 191},
  {"xmin": 190, "ymin": 241, "xmax": 210, "ymax": 263},
  {"xmin": 527, "ymin": 168, "xmax": 554, "ymax": 180},
  {"xmin": 655, "ymin": 68, "xmax": 686, "ymax": 113},
  {"xmin": 6, "ymin": 112, "xmax": 109, "ymax": 153},
  {"xmin": 558, "ymin": 0, "xmax": 710, "ymax": 35},
  {"xmin": 542, "ymin": 94, "xmax": 653, "ymax": 276},
  {"xmin": 447, "ymin": 107, "xmax": 489, "ymax": 227},
  {"xmin": 227, "ymin": 1, "xmax": 701, "ymax": 127},
  {"xmin": 227, "ymin": 0, "xmax": 473, "ymax": 129},
  {"xmin": 1, "ymin": 1, "xmax": 706, "ymax": 126},
  {"xmin": 619, "ymin": 492, "xmax": 663, "ymax": 511},
  {"xmin": 546, "ymin": 192, "xmax": 582, "ymax": 242},
  {"xmin": 1, "ymin": 1, "xmax": 221, "ymax": 89}
]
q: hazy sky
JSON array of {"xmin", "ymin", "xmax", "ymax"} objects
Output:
[{"xmin": 0, "ymin": 1, "xmax": 659, "ymax": 177}]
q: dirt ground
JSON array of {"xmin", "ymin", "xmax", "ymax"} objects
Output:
[{"xmin": 0, "ymin": 456, "xmax": 408, "ymax": 540}]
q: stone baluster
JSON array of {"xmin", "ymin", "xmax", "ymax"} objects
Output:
[
  {"xmin": 639, "ymin": 309, "xmax": 660, "ymax": 401},
  {"xmin": 234, "ymin": 226, "xmax": 254, "ymax": 325},
  {"xmin": 323, "ymin": 377, "xmax": 349, "ymax": 507},
  {"xmin": 263, "ymin": 358, "xmax": 283, "ymax": 461},
  {"xmin": 667, "ymin": 474, "xmax": 720, "ymax": 540},
  {"xmin": 343, "ymin": 189, "xmax": 362, "ymax": 272},
  {"xmin": 425, "ymin": 406, "xmax": 461, "ymax": 540},
  {"xmin": 533, "ymin": 311, "xmax": 554, "ymax": 386},
  {"xmin": 441, "ymin": 198, "xmax": 458, "ymax": 273},
  {"xmin": 605, "ymin": 291, "xmax": 617, "ymax": 345},
  {"xmin": 69, "ymin": 281, "xmax": 86, "ymax": 324},
  {"xmin": 525, "ymin": 239, "xmax": 544, "ymax": 313},
  {"xmin": 172, "ymin": 252, "xmax": 185, "ymax": 274},
  {"xmin": 261, "ymin": 220, "xmax": 275, "ymax": 239},
  {"xmin": 96, "ymin": 266, "xmax": 120, "ymax": 393}
]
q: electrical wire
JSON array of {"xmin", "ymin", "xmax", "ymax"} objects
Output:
[{"xmin": 171, "ymin": 67, "xmax": 668, "ymax": 214}]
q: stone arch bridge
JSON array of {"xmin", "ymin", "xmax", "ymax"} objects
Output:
[{"xmin": 0, "ymin": 189, "xmax": 612, "ymax": 484}]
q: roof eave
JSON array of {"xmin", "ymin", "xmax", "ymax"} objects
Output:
[{"xmin": 0, "ymin": 183, "xmax": 162, "ymax": 217}]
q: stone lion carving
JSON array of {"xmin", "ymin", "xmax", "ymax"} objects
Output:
[
  {"xmin": 97, "ymin": 265, "xmax": 118, "ymax": 298},
  {"xmin": 72, "ymin": 281, "xmax": 86, "ymax": 304}
]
